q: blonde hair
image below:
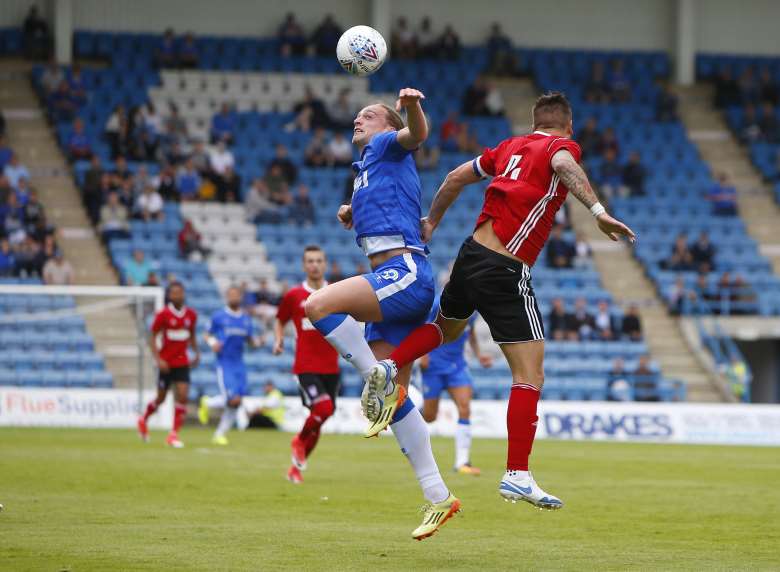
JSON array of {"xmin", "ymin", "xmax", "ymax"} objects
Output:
[{"xmin": 375, "ymin": 103, "xmax": 405, "ymax": 131}]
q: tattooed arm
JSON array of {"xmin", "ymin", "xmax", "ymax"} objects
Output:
[{"xmin": 551, "ymin": 150, "xmax": 636, "ymax": 243}]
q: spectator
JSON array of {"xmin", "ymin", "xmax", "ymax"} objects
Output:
[
  {"xmin": 40, "ymin": 58, "xmax": 64, "ymax": 96},
  {"xmin": 738, "ymin": 67, "xmax": 759, "ymax": 106},
  {"xmin": 440, "ymin": 111, "xmax": 464, "ymax": 152},
  {"xmin": 328, "ymin": 260, "xmax": 344, "ymax": 283},
  {"xmin": 14, "ymin": 236, "xmax": 42, "ymax": 277},
  {"xmin": 576, "ymin": 118, "xmax": 603, "ymax": 158},
  {"xmin": 123, "ymin": 249, "xmax": 152, "ymax": 285},
  {"xmin": 22, "ymin": 5, "xmax": 50, "ymax": 60},
  {"xmin": 28, "ymin": 213, "xmax": 54, "ymax": 245},
  {"xmin": 178, "ymin": 219, "xmax": 210, "ymax": 261},
  {"xmin": 156, "ymin": 28, "xmax": 178, "ymax": 68},
  {"xmin": 485, "ymin": 23, "xmax": 513, "ymax": 75},
  {"xmin": 67, "ymin": 118, "xmax": 92, "ymax": 161},
  {"xmin": 391, "ymin": 17, "xmax": 416, "ymax": 59},
  {"xmin": 608, "ymin": 59, "xmax": 631, "ymax": 102},
  {"xmin": 484, "ymin": 81, "xmax": 505, "ymax": 116},
  {"xmin": 2, "ymin": 193, "xmax": 26, "ymax": 245},
  {"xmin": 68, "ymin": 64, "xmax": 88, "ymax": 107},
  {"xmin": 740, "ymin": 104, "xmax": 762, "ymax": 143},
  {"xmin": 209, "ymin": 140, "xmax": 235, "ymax": 179},
  {"xmin": 156, "ymin": 163, "xmax": 180, "ymax": 202},
  {"xmin": 328, "ymin": 132, "xmax": 353, "ymax": 167},
  {"xmin": 265, "ymin": 164, "xmax": 293, "ymax": 207},
  {"xmin": 245, "ymin": 178, "xmax": 280, "ymax": 223},
  {"xmin": 436, "ymin": 25, "xmax": 461, "ymax": 60},
  {"xmin": 462, "ymin": 76, "xmax": 489, "ymax": 116},
  {"xmin": 49, "ymin": 81, "xmax": 77, "ymax": 123},
  {"xmin": 601, "ymin": 127, "xmax": 619, "ymax": 156},
  {"xmin": 304, "ymin": 128, "xmax": 330, "ymax": 167},
  {"xmin": 570, "ymin": 298, "xmax": 594, "ymax": 340},
  {"xmin": 289, "ymin": 184, "xmax": 316, "ymax": 226},
  {"xmin": 176, "ymin": 159, "xmax": 201, "ymax": 201},
  {"xmin": 548, "ymin": 298, "xmax": 571, "ymax": 341},
  {"xmin": 178, "ymin": 32, "xmax": 199, "ymax": 68},
  {"xmin": 621, "ymin": 304, "xmax": 643, "ymax": 341},
  {"xmin": 210, "ymin": 103, "xmax": 236, "ymax": 145},
  {"xmin": 0, "ymin": 238, "xmax": 15, "ymax": 276},
  {"xmin": 42, "ymin": 250, "xmax": 74, "ymax": 285},
  {"xmin": 593, "ymin": 300, "xmax": 616, "ymax": 340},
  {"xmin": 289, "ymin": 87, "xmax": 330, "ymax": 131},
  {"xmin": 664, "ymin": 233, "xmax": 694, "ymax": 271},
  {"xmin": 253, "ymin": 279, "xmax": 281, "ymax": 326},
  {"xmin": 98, "ymin": 191, "xmax": 130, "ymax": 241},
  {"xmin": 417, "ymin": 17, "xmax": 436, "ymax": 57},
  {"xmin": 607, "ymin": 358, "xmax": 632, "ymax": 401},
  {"xmin": 585, "ymin": 62, "xmax": 610, "ymax": 103},
  {"xmin": 105, "ymin": 105, "xmax": 128, "ymax": 159},
  {"xmin": 714, "ymin": 69, "xmax": 740, "ymax": 109},
  {"xmin": 690, "ymin": 231, "xmax": 716, "ymax": 273},
  {"xmin": 328, "ymin": 89, "xmax": 355, "ymax": 131},
  {"xmin": 217, "ymin": 165, "xmax": 241, "ymax": 203},
  {"xmin": 135, "ymin": 186, "xmax": 164, "ymax": 221},
  {"xmin": 758, "ymin": 68, "xmax": 779, "ymax": 106},
  {"xmin": 598, "ymin": 148, "xmax": 623, "ymax": 197},
  {"xmin": 190, "ymin": 140, "xmax": 211, "ymax": 175},
  {"xmin": 3, "ymin": 154, "xmax": 30, "ymax": 191},
  {"xmin": 164, "ymin": 105, "xmax": 189, "ymax": 144},
  {"xmin": 655, "ymin": 83, "xmax": 679, "ymax": 122},
  {"xmin": 278, "ymin": 13, "xmax": 306, "ymax": 56},
  {"xmin": 706, "ymin": 173, "xmax": 738, "ymax": 216},
  {"xmin": 310, "ymin": 14, "xmax": 341, "ymax": 56},
  {"xmin": 633, "ymin": 355, "xmax": 658, "ymax": 402},
  {"xmin": 759, "ymin": 101, "xmax": 779, "ymax": 143},
  {"xmin": 22, "ymin": 190, "xmax": 45, "ymax": 229},
  {"xmin": 15, "ymin": 177, "xmax": 32, "ymax": 206},
  {"xmin": 546, "ymin": 225, "xmax": 575, "ymax": 268},
  {"xmin": 573, "ymin": 232, "xmax": 592, "ymax": 268},
  {"xmin": 667, "ymin": 276, "xmax": 690, "ymax": 315},
  {"xmin": 267, "ymin": 144, "xmax": 298, "ymax": 185},
  {"xmin": 622, "ymin": 152, "xmax": 646, "ymax": 197},
  {"xmin": 82, "ymin": 155, "xmax": 104, "ymax": 223}
]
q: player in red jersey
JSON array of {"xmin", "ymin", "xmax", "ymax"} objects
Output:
[
  {"xmin": 273, "ymin": 245, "xmax": 340, "ymax": 484},
  {"xmin": 365, "ymin": 93, "xmax": 636, "ymax": 508},
  {"xmin": 137, "ymin": 281, "xmax": 200, "ymax": 448}
]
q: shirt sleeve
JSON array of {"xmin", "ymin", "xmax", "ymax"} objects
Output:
[
  {"xmin": 150, "ymin": 311, "xmax": 164, "ymax": 334},
  {"xmin": 473, "ymin": 141, "xmax": 505, "ymax": 178},
  {"xmin": 276, "ymin": 292, "xmax": 293, "ymax": 324},
  {"xmin": 208, "ymin": 314, "xmax": 220, "ymax": 337},
  {"xmin": 547, "ymin": 138, "xmax": 582, "ymax": 164},
  {"xmin": 373, "ymin": 131, "xmax": 411, "ymax": 162}
]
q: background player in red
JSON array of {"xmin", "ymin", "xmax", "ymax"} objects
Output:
[
  {"xmin": 273, "ymin": 245, "xmax": 340, "ymax": 484},
  {"xmin": 366, "ymin": 93, "xmax": 636, "ymax": 508},
  {"xmin": 137, "ymin": 281, "xmax": 200, "ymax": 448}
]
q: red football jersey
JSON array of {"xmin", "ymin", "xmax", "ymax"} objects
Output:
[
  {"xmin": 276, "ymin": 282, "xmax": 340, "ymax": 375},
  {"xmin": 473, "ymin": 131, "xmax": 582, "ymax": 266},
  {"xmin": 150, "ymin": 303, "xmax": 198, "ymax": 368}
]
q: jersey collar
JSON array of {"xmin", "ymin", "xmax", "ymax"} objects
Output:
[
  {"xmin": 167, "ymin": 303, "xmax": 187, "ymax": 318},
  {"xmin": 224, "ymin": 306, "xmax": 244, "ymax": 317},
  {"xmin": 533, "ymin": 130, "xmax": 551, "ymax": 136},
  {"xmin": 302, "ymin": 280, "xmax": 328, "ymax": 294}
]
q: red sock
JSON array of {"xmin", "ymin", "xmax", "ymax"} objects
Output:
[
  {"xmin": 299, "ymin": 398, "xmax": 334, "ymax": 442},
  {"xmin": 173, "ymin": 403, "xmax": 186, "ymax": 434},
  {"xmin": 143, "ymin": 400, "xmax": 158, "ymax": 421},
  {"xmin": 389, "ymin": 323, "xmax": 443, "ymax": 369},
  {"xmin": 304, "ymin": 428, "xmax": 321, "ymax": 457},
  {"xmin": 506, "ymin": 384, "xmax": 540, "ymax": 471}
]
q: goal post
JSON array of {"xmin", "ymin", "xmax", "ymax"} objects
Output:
[{"xmin": 0, "ymin": 284, "xmax": 165, "ymax": 415}]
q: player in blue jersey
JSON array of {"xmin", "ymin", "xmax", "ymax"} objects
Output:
[
  {"xmin": 419, "ymin": 296, "xmax": 493, "ymax": 476},
  {"xmin": 198, "ymin": 286, "xmax": 262, "ymax": 445},
  {"xmin": 303, "ymin": 88, "xmax": 459, "ymax": 540}
]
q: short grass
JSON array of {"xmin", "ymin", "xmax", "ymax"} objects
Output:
[{"xmin": 1, "ymin": 427, "xmax": 778, "ymax": 571}]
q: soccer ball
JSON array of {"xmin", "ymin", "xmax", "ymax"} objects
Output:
[{"xmin": 336, "ymin": 25, "xmax": 387, "ymax": 77}]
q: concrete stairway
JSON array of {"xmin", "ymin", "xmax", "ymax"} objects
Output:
[
  {"xmin": 494, "ymin": 77, "xmax": 724, "ymax": 402},
  {"xmin": 0, "ymin": 60, "xmax": 151, "ymax": 389},
  {"xmin": 675, "ymin": 84, "xmax": 780, "ymax": 275}
]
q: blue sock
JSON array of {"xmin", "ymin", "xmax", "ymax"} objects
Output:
[
  {"xmin": 391, "ymin": 395, "xmax": 415, "ymax": 424},
  {"xmin": 313, "ymin": 313, "xmax": 348, "ymax": 336},
  {"xmin": 458, "ymin": 418, "xmax": 470, "ymax": 426}
]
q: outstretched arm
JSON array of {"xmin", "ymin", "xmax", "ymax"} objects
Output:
[
  {"xmin": 396, "ymin": 88, "xmax": 428, "ymax": 150},
  {"xmin": 421, "ymin": 160, "xmax": 482, "ymax": 242},
  {"xmin": 551, "ymin": 150, "xmax": 636, "ymax": 243}
]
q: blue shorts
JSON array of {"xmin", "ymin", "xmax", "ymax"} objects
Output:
[
  {"xmin": 362, "ymin": 252, "xmax": 435, "ymax": 347},
  {"xmin": 217, "ymin": 362, "xmax": 248, "ymax": 400},
  {"xmin": 422, "ymin": 367, "xmax": 473, "ymax": 400}
]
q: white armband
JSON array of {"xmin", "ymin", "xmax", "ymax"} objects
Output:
[
  {"xmin": 206, "ymin": 336, "xmax": 219, "ymax": 350},
  {"xmin": 590, "ymin": 203, "xmax": 606, "ymax": 217}
]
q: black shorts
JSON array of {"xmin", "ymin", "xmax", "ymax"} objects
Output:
[
  {"xmin": 158, "ymin": 366, "xmax": 190, "ymax": 390},
  {"xmin": 296, "ymin": 373, "xmax": 341, "ymax": 408},
  {"xmin": 440, "ymin": 237, "xmax": 545, "ymax": 344}
]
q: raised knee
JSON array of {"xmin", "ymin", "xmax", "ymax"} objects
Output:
[
  {"xmin": 421, "ymin": 408, "xmax": 437, "ymax": 423},
  {"xmin": 304, "ymin": 294, "xmax": 326, "ymax": 322}
]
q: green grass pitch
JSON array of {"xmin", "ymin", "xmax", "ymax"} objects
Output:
[{"xmin": 1, "ymin": 427, "xmax": 778, "ymax": 571}]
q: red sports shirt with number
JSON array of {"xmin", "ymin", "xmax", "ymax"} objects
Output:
[
  {"xmin": 151, "ymin": 303, "xmax": 198, "ymax": 368},
  {"xmin": 472, "ymin": 131, "xmax": 582, "ymax": 266},
  {"xmin": 276, "ymin": 282, "xmax": 340, "ymax": 375}
]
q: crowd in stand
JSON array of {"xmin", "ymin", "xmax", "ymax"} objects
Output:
[
  {"xmin": 548, "ymin": 298, "xmax": 643, "ymax": 342},
  {"xmin": 607, "ymin": 355, "xmax": 661, "ymax": 401},
  {"xmin": 577, "ymin": 120, "xmax": 648, "ymax": 198}
]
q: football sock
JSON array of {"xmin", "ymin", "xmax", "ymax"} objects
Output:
[
  {"xmin": 215, "ymin": 407, "xmax": 237, "ymax": 437},
  {"xmin": 454, "ymin": 418, "xmax": 472, "ymax": 468},
  {"xmin": 236, "ymin": 404, "xmax": 249, "ymax": 431},
  {"xmin": 205, "ymin": 394, "xmax": 226, "ymax": 408},
  {"xmin": 506, "ymin": 383, "xmax": 540, "ymax": 472},
  {"xmin": 173, "ymin": 402, "xmax": 186, "ymax": 434},
  {"xmin": 389, "ymin": 323, "xmax": 443, "ymax": 370},
  {"xmin": 299, "ymin": 398, "xmax": 334, "ymax": 442},
  {"xmin": 304, "ymin": 428, "xmax": 321, "ymax": 457},
  {"xmin": 390, "ymin": 398, "xmax": 449, "ymax": 504},
  {"xmin": 314, "ymin": 313, "xmax": 376, "ymax": 377},
  {"xmin": 143, "ymin": 400, "xmax": 158, "ymax": 421}
]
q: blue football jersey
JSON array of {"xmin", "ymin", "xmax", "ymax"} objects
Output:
[
  {"xmin": 208, "ymin": 308, "xmax": 253, "ymax": 363},
  {"xmin": 426, "ymin": 297, "xmax": 477, "ymax": 376},
  {"xmin": 350, "ymin": 131, "xmax": 427, "ymax": 256}
]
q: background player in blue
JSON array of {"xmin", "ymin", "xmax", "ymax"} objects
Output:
[
  {"xmin": 303, "ymin": 88, "xmax": 460, "ymax": 540},
  {"xmin": 419, "ymin": 296, "xmax": 493, "ymax": 476},
  {"xmin": 198, "ymin": 286, "xmax": 262, "ymax": 445}
]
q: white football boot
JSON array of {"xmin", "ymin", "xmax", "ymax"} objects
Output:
[{"xmin": 498, "ymin": 470, "xmax": 563, "ymax": 510}]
